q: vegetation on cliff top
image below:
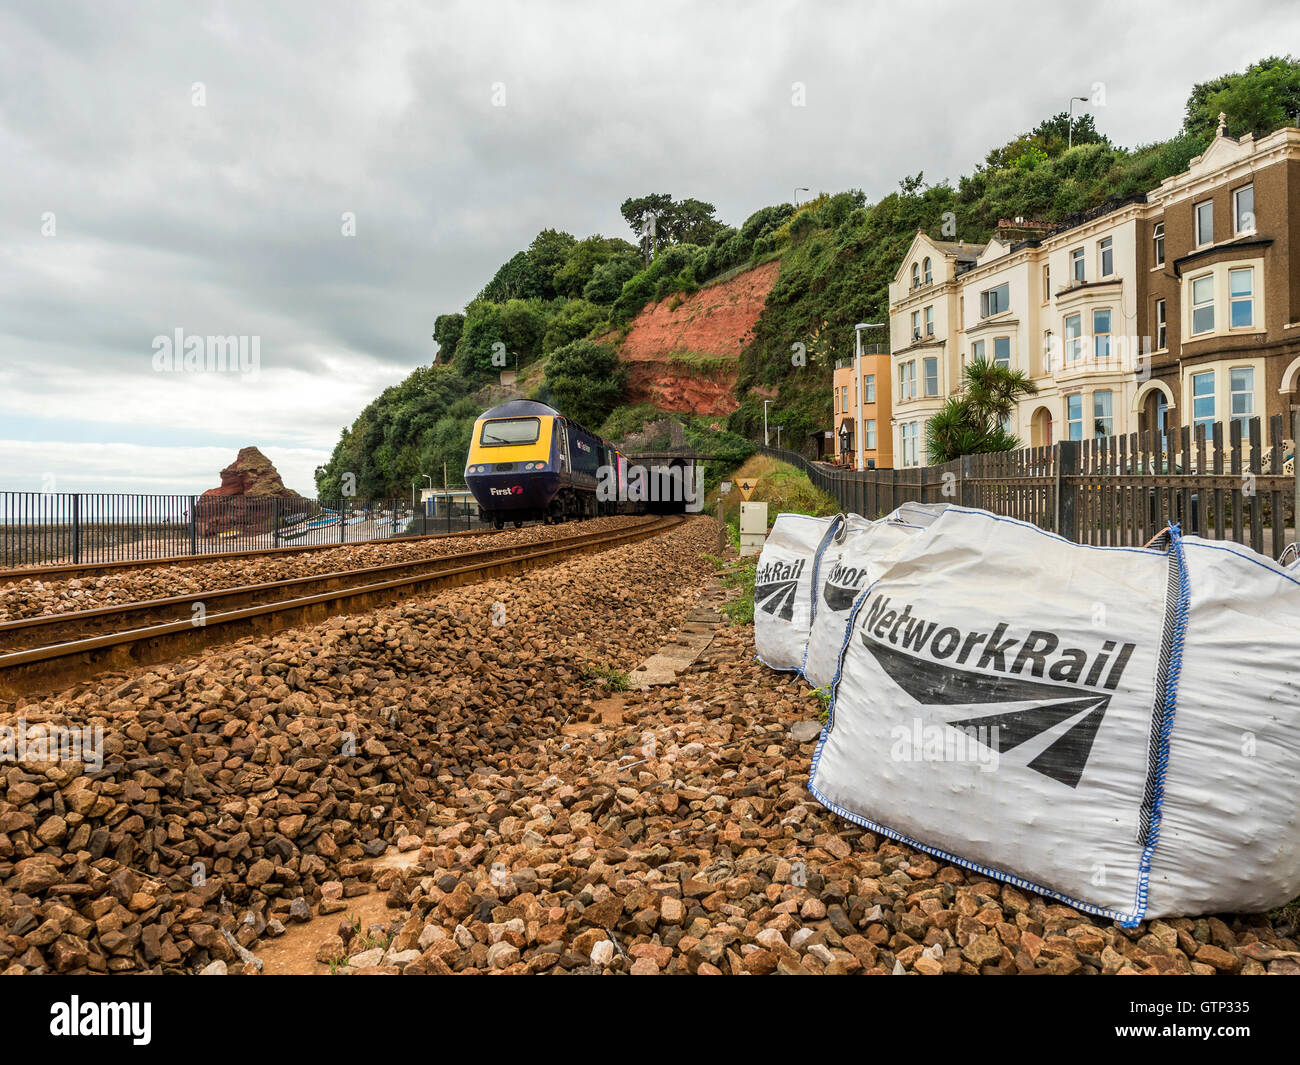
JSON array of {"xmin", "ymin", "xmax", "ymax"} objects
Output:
[{"xmin": 316, "ymin": 57, "xmax": 1299, "ymax": 497}]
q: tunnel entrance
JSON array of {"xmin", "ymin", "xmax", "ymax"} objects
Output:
[{"xmin": 623, "ymin": 452, "xmax": 711, "ymax": 516}]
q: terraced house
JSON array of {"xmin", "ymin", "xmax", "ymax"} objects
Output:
[
  {"xmin": 881, "ymin": 118, "xmax": 1300, "ymax": 467},
  {"xmin": 1141, "ymin": 120, "xmax": 1300, "ymax": 440},
  {"xmin": 886, "ymin": 235, "xmax": 984, "ymax": 468}
]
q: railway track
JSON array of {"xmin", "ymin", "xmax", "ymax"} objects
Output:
[{"xmin": 0, "ymin": 515, "xmax": 684, "ymax": 698}]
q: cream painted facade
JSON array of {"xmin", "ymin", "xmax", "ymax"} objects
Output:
[
  {"xmin": 888, "ymin": 234, "xmax": 983, "ymax": 466},
  {"xmin": 888, "ymin": 210, "xmax": 1147, "ymax": 463}
]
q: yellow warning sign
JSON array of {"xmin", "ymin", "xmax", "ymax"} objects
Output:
[{"xmin": 738, "ymin": 479, "xmax": 758, "ymax": 500}]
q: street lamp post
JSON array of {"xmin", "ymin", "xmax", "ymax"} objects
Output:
[
  {"xmin": 1068, "ymin": 95, "xmax": 1089, "ymax": 150},
  {"xmin": 794, "ymin": 187, "xmax": 809, "ymax": 206},
  {"xmin": 763, "ymin": 399, "xmax": 772, "ymax": 447},
  {"xmin": 854, "ymin": 322, "xmax": 885, "ymax": 471},
  {"xmin": 776, "ymin": 425, "xmax": 784, "ymax": 449}
]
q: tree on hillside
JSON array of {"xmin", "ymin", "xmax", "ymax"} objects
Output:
[
  {"xmin": 478, "ymin": 229, "xmax": 577, "ymax": 302},
  {"xmin": 542, "ymin": 299, "xmax": 605, "ymax": 354},
  {"xmin": 983, "ymin": 113, "xmax": 1108, "ymax": 171},
  {"xmin": 1184, "ymin": 56, "xmax": 1300, "ymax": 141},
  {"xmin": 542, "ymin": 340, "xmax": 627, "ymax": 429},
  {"xmin": 583, "ymin": 256, "xmax": 640, "ymax": 304},
  {"xmin": 620, "ymin": 194, "xmax": 727, "ymax": 262},
  {"xmin": 925, "ymin": 359, "xmax": 1038, "ymax": 464},
  {"xmin": 525, "ymin": 229, "xmax": 577, "ymax": 299},
  {"xmin": 552, "ymin": 235, "xmax": 639, "ymax": 298},
  {"xmin": 432, "ymin": 312, "xmax": 464, "ymax": 362}
]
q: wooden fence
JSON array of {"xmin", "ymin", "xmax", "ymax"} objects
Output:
[{"xmin": 763, "ymin": 412, "xmax": 1299, "ymax": 559}]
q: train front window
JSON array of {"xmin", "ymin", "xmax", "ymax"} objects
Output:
[{"xmin": 479, "ymin": 417, "xmax": 540, "ymax": 446}]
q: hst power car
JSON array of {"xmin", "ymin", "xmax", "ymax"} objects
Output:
[{"xmin": 464, "ymin": 400, "xmax": 628, "ymax": 527}]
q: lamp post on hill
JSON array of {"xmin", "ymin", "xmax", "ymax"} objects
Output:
[
  {"xmin": 1068, "ymin": 96, "xmax": 1089, "ymax": 149},
  {"xmin": 764, "ymin": 399, "xmax": 772, "ymax": 447}
]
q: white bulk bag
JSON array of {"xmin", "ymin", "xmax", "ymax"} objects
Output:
[
  {"xmin": 809, "ymin": 505, "xmax": 1300, "ymax": 924},
  {"xmin": 753, "ymin": 513, "xmax": 843, "ymax": 672},
  {"xmin": 802, "ymin": 516, "xmax": 928, "ymax": 690},
  {"xmin": 884, "ymin": 501, "xmax": 951, "ymax": 528}
]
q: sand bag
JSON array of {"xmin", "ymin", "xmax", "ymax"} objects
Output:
[
  {"xmin": 753, "ymin": 513, "xmax": 843, "ymax": 671},
  {"xmin": 802, "ymin": 516, "xmax": 929, "ymax": 689},
  {"xmin": 809, "ymin": 506, "xmax": 1300, "ymax": 923}
]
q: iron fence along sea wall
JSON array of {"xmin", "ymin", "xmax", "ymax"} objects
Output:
[{"xmin": 0, "ymin": 491, "xmax": 490, "ymax": 568}]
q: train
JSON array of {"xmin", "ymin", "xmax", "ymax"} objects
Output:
[{"xmin": 464, "ymin": 400, "xmax": 629, "ymax": 528}]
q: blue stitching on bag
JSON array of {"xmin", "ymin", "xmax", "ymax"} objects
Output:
[{"xmin": 1131, "ymin": 523, "xmax": 1190, "ymax": 923}]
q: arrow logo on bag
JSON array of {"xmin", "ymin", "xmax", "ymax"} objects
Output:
[
  {"xmin": 861, "ymin": 635, "xmax": 1113, "ymax": 788},
  {"xmin": 755, "ymin": 579, "xmax": 800, "ymax": 621}
]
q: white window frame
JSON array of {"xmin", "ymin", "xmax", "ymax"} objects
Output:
[
  {"xmin": 899, "ymin": 360, "xmax": 917, "ymax": 402},
  {"xmin": 1154, "ymin": 298, "xmax": 1167, "ymax": 351},
  {"xmin": 1195, "ymin": 199, "xmax": 1213, "ymax": 248},
  {"xmin": 1066, "ymin": 393, "xmax": 1084, "ymax": 441},
  {"xmin": 980, "ymin": 283, "xmax": 1010, "ymax": 318},
  {"xmin": 1098, "ymin": 237, "xmax": 1114, "ymax": 278},
  {"xmin": 1190, "ymin": 273, "xmax": 1215, "ymax": 335},
  {"xmin": 1071, "ymin": 247, "xmax": 1085, "ymax": 284},
  {"xmin": 1153, "ymin": 221, "xmax": 1165, "ymax": 266},
  {"xmin": 922, "ymin": 257, "xmax": 932, "ymax": 284},
  {"xmin": 993, "ymin": 336, "xmax": 1010, "ymax": 368},
  {"xmin": 1043, "ymin": 329, "xmax": 1054, "ymax": 372},
  {"xmin": 864, "ymin": 419, "xmax": 877, "ymax": 450},
  {"xmin": 923, "ymin": 356, "xmax": 939, "ymax": 397},
  {"xmin": 923, "ymin": 304, "xmax": 934, "ymax": 336},
  {"xmin": 1093, "ymin": 389, "xmax": 1114, "ymax": 439},
  {"xmin": 1229, "ymin": 366, "xmax": 1255, "ymax": 424},
  {"xmin": 863, "ymin": 374, "xmax": 875, "ymax": 404},
  {"xmin": 1064, "ymin": 312, "xmax": 1082, "ymax": 363},
  {"xmin": 911, "ymin": 310, "xmax": 921, "ymax": 340},
  {"xmin": 1229, "ymin": 267, "xmax": 1254, "ymax": 329},
  {"xmin": 1092, "ymin": 308, "xmax": 1112, "ymax": 362},
  {"xmin": 911, "ymin": 262, "xmax": 920, "ymax": 289},
  {"xmin": 1233, "ymin": 184, "xmax": 1255, "ymax": 236},
  {"xmin": 971, "ymin": 339, "xmax": 985, "ymax": 363},
  {"xmin": 1191, "ymin": 369, "xmax": 1215, "ymax": 431},
  {"xmin": 1042, "ymin": 264, "xmax": 1050, "ymax": 303}
]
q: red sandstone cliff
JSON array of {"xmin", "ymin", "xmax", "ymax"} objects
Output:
[{"xmin": 618, "ymin": 260, "xmax": 779, "ymax": 417}]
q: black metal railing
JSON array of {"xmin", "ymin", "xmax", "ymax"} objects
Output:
[{"xmin": 0, "ymin": 489, "xmax": 491, "ymax": 569}]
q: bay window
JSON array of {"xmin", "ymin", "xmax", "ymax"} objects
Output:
[
  {"xmin": 1229, "ymin": 268, "xmax": 1254, "ymax": 328},
  {"xmin": 1093, "ymin": 390, "xmax": 1114, "ymax": 438},
  {"xmin": 1191, "ymin": 274, "xmax": 1214, "ymax": 335},
  {"xmin": 1093, "ymin": 308, "xmax": 1112, "ymax": 361},
  {"xmin": 1192, "ymin": 370, "xmax": 1215, "ymax": 430},
  {"xmin": 1230, "ymin": 367, "xmax": 1255, "ymax": 424},
  {"xmin": 993, "ymin": 336, "xmax": 1010, "ymax": 367},
  {"xmin": 1067, "ymin": 394, "xmax": 1083, "ymax": 441},
  {"xmin": 1064, "ymin": 313, "xmax": 1082, "ymax": 362}
]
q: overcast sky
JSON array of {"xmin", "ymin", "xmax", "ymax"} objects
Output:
[{"xmin": 1, "ymin": 0, "xmax": 1296, "ymax": 495}]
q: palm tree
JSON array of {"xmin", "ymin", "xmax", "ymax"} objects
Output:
[{"xmin": 925, "ymin": 358, "xmax": 1038, "ymax": 463}]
